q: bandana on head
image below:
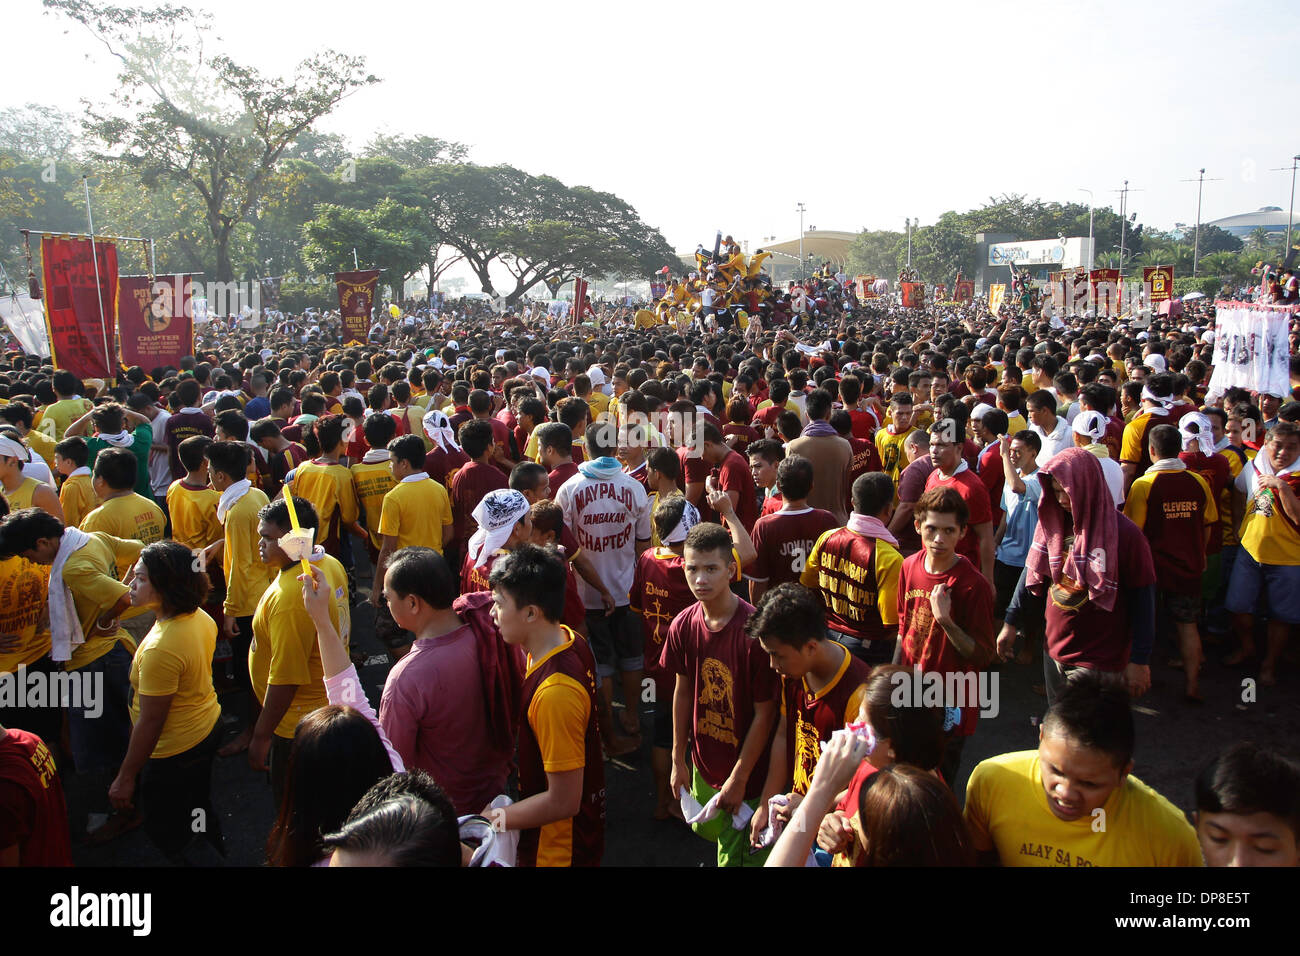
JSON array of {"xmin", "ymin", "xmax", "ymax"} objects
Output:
[
  {"xmin": 1071, "ymin": 411, "xmax": 1108, "ymax": 444},
  {"xmin": 1141, "ymin": 386, "xmax": 1175, "ymax": 416},
  {"xmin": 422, "ymin": 408, "xmax": 461, "ymax": 453},
  {"xmin": 467, "ymin": 490, "xmax": 530, "ymax": 568},
  {"xmin": 0, "ymin": 434, "xmax": 28, "ymax": 461},
  {"xmin": 1179, "ymin": 412, "xmax": 1216, "ymax": 457},
  {"xmin": 663, "ymin": 500, "xmax": 700, "ymax": 545}
]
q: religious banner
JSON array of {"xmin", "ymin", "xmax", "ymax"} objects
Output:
[
  {"xmin": 1205, "ymin": 301, "xmax": 1298, "ymax": 401},
  {"xmin": 260, "ymin": 276, "xmax": 282, "ymax": 311},
  {"xmin": 40, "ymin": 235, "xmax": 118, "ymax": 379},
  {"xmin": 573, "ymin": 277, "xmax": 591, "ymax": 321},
  {"xmin": 118, "ymin": 274, "xmax": 193, "ymax": 371},
  {"xmin": 954, "ymin": 279, "xmax": 974, "ymax": 303},
  {"xmin": 334, "ymin": 269, "xmax": 380, "ymax": 345},
  {"xmin": 650, "ymin": 279, "xmax": 667, "ymax": 300},
  {"xmin": 900, "ymin": 282, "xmax": 925, "ymax": 309},
  {"xmin": 1089, "ymin": 269, "xmax": 1121, "ymax": 317},
  {"xmin": 1143, "ymin": 266, "xmax": 1174, "ymax": 302},
  {"xmin": 932, "ymin": 283, "xmax": 947, "ymax": 302},
  {"xmin": 987, "ymin": 283, "xmax": 1006, "ymax": 314},
  {"xmin": 855, "ymin": 274, "xmax": 878, "ymax": 299}
]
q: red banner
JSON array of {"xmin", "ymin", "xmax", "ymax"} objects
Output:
[
  {"xmin": 1143, "ymin": 266, "xmax": 1174, "ymax": 302},
  {"xmin": 1089, "ymin": 269, "xmax": 1121, "ymax": 317},
  {"xmin": 954, "ymin": 279, "xmax": 974, "ymax": 303},
  {"xmin": 901, "ymin": 282, "xmax": 925, "ymax": 309},
  {"xmin": 334, "ymin": 270, "xmax": 380, "ymax": 344},
  {"xmin": 40, "ymin": 236, "xmax": 118, "ymax": 379},
  {"xmin": 573, "ymin": 277, "xmax": 590, "ymax": 320},
  {"xmin": 117, "ymin": 275, "xmax": 193, "ymax": 371}
]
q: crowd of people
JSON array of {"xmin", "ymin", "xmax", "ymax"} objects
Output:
[{"xmin": 1, "ymin": 261, "xmax": 1299, "ymax": 869}]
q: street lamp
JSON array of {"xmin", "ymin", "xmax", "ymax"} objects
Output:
[
  {"xmin": 1288, "ymin": 156, "xmax": 1300, "ymax": 253},
  {"xmin": 1078, "ymin": 188, "xmax": 1094, "ymax": 271},
  {"xmin": 796, "ymin": 203, "xmax": 806, "ymax": 282},
  {"xmin": 905, "ymin": 218, "xmax": 913, "ymax": 269}
]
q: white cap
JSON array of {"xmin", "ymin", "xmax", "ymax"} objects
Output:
[
  {"xmin": 586, "ymin": 366, "xmax": 607, "ymax": 387},
  {"xmin": 971, "ymin": 403, "xmax": 995, "ymax": 421}
]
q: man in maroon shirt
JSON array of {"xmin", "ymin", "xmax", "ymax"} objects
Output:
[
  {"xmin": 701, "ymin": 422, "xmax": 759, "ymax": 531},
  {"xmin": 535, "ymin": 422, "xmax": 580, "ymax": 497},
  {"xmin": 745, "ymin": 455, "xmax": 838, "ymax": 604},
  {"xmin": 895, "ymin": 486, "xmax": 996, "ymax": 786},
  {"xmin": 450, "ymin": 420, "xmax": 509, "ymax": 546},
  {"xmin": 0, "ymin": 725, "xmax": 72, "ymax": 865},
  {"xmin": 888, "ymin": 430, "xmax": 934, "ymax": 557},
  {"xmin": 973, "ymin": 407, "xmax": 1009, "ymax": 527},
  {"xmin": 925, "ymin": 418, "xmax": 994, "ymax": 584}
]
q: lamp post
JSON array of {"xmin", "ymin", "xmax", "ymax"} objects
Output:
[
  {"xmin": 1079, "ymin": 188, "xmax": 1094, "ymax": 271},
  {"xmin": 1288, "ymin": 155, "xmax": 1300, "ymax": 253},
  {"xmin": 905, "ymin": 218, "xmax": 913, "ymax": 269},
  {"xmin": 796, "ymin": 203, "xmax": 806, "ymax": 282},
  {"xmin": 1117, "ymin": 181, "xmax": 1128, "ymax": 278}
]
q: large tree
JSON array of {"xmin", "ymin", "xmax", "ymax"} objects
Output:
[{"xmin": 46, "ymin": 0, "xmax": 378, "ymax": 281}]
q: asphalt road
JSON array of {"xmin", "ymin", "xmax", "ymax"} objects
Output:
[{"xmin": 66, "ymin": 554, "xmax": 1300, "ymax": 867}]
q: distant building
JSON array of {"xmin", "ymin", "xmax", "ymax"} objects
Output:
[{"xmin": 1205, "ymin": 206, "xmax": 1291, "ymax": 239}]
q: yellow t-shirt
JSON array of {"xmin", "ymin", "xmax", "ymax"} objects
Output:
[
  {"xmin": 222, "ymin": 487, "xmax": 273, "ymax": 618},
  {"xmin": 249, "ymin": 555, "xmax": 350, "ymax": 739},
  {"xmin": 963, "ymin": 750, "xmax": 1203, "ymax": 867},
  {"xmin": 289, "ymin": 460, "xmax": 359, "ymax": 537},
  {"xmin": 129, "ymin": 609, "xmax": 222, "ymax": 758},
  {"xmin": 377, "ymin": 476, "xmax": 453, "ymax": 553},
  {"xmin": 25, "ymin": 429, "xmax": 56, "ymax": 469},
  {"xmin": 0, "ymin": 556, "xmax": 51, "ymax": 672},
  {"xmin": 58, "ymin": 474, "xmax": 100, "ymax": 529},
  {"xmin": 2, "ymin": 476, "xmax": 42, "ymax": 512},
  {"xmin": 584, "ymin": 391, "xmax": 611, "ymax": 419},
  {"xmin": 350, "ymin": 460, "xmax": 397, "ymax": 549},
  {"xmin": 874, "ymin": 426, "xmax": 916, "ymax": 483},
  {"xmin": 166, "ymin": 480, "xmax": 222, "ymax": 552},
  {"xmin": 38, "ymin": 398, "xmax": 94, "ymax": 441},
  {"xmin": 81, "ymin": 494, "xmax": 166, "ymax": 575},
  {"xmin": 1239, "ymin": 471, "xmax": 1300, "ymax": 566},
  {"xmin": 62, "ymin": 532, "xmax": 143, "ymax": 671},
  {"xmin": 1217, "ymin": 448, "xmax": 1247, "ymax": 548},
  {"xmin": 405, "ymin": 405, "xmax": 432, "ymax": 450}
]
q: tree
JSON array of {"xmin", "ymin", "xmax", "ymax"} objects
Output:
[
  {"xmin": 1245, "ymin": 226, "xmax": 1281, "ymax": 255},
  {"xmin": 363, "ymin": 133, "xmax": 467, "ymax": 168},
  {"xmin": 0, "ymin": 104, "xmax": 81, "ymax": 161},
  {"xmin": 846, "ymin": 229, "xmax": 904, "ymax": 277},
  {"xmin": 909, "ymin": 214, "xmax": 976, "ymax": 283},
  {"xmin": 1185, "ymin": 223, "xmax": 1243, "ymax": 255},
  {"xmin": 47, "ymin": 0, "xmax": 378, "ymax": 281},
  {"xmin": 300, "ymin": 199, "xmax": 435, "ymax": 286}
]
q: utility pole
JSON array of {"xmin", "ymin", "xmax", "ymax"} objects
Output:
[
  {"xmin": 1271, "ymin": 156, "xmax": 1300, "ymax": 253},
  {"xmin": 1110, "ymin": 181, "xmax": 1144, "ymax": 278},
  {"xmin": 796, "ymin": 203, "xmax": 806, "ymax": 282},
  {"xmin": 1078, "ymin": 188, "xmax": 1094, "ymax": 271},
  {"xmin": 906, "ymin": 218, "xmax": 913, "ymax": 269},
  {"xmin": 1181, "ymin": 169, "xmax": 1221, "ymax": 276}
]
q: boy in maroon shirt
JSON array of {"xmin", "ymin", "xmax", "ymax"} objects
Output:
[
  {"xmin": 450, "ymin": 420, "xmax": 509, "ymax": 547},
  {"xmin": 745, "ymin": 455, "xmax": 838, "ymax": 604},
  {"xmin": 895, "ymin": 485, "xmax": 996, "ymax": 786},
  {"xmin": 535, "ymin": 422, "xmax": 580, "ymax": 497},
  {"xmin": 701, "ymin": 422, "xmax": 759, "ymax": 531},
  {"xmin": 925, "ymin": 418, "xmax": 994, "ymax": 584},
  {"xmin": 661, "ymin": 522, "xmax": 778, "ymax": 866}
]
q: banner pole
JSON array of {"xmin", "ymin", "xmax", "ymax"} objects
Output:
[{"xmin": 82, "ymin": 176, "xmax": 115, "ymax": 379}]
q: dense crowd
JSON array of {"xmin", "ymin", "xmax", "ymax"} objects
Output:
[{"xmin": 1, "ymin": 260, "xmax": 1298, "ymax": 869}]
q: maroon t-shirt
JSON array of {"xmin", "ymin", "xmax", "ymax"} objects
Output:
[
  {"xmin": 896, "ymin": 552, "xmax": 995, "ymax": 737},
  {"xmin": 424, "ymin": 445, "xmax": 471, "ymax": 487},
  {"xmin": 0, "ymin": 729, "xmax": 71, "ymax": 866},
  {"xmin": 716, "ymin": 449, "xmax": 758, "ymax": 531},
  {"xmin": 895, "ymin": 458, "xmax": 935, "ymax": 556},
  {"xmin": 165, "ymin": 409, "xmax": 215, "ymax": 480},
  {"xmin": 659, "ymin": 599, "xmax": 777, "ymax": 798},
  {"xmin": 1041, "ymin": 515, "xmax": 1156, "ymax": 671},
  {"xmin": 630, "ymin": 548, "xmax": 696, "ymax": 692},
  {"xmin": 1135, "ymin": 470, "xmax": 1214, "ymax": 595},
  {"xmin": 925, "ymin": 466, "xmax": 993, "ymax": 570},
  {"xmin": 848, "ymin": 408, "xmax": 879, "ymax": 441},
  {"xmin": 746, "ymin": 507, "xmax": 839, "ymax": 590},
  {"xmin": 1180, "ymin": 450, "xmax": 1230, "ymax": 553},
  {"xmin": 450, "ymin": 460, "xmax": 509, "ymax": 542},
  {"xmin": 722, "ymin": 423, "xmax": 760, "ymax": 456},
  {"xmin": 977, "ymin": 442, "xmax": 1005, "ymax": 526},
  {"xmin": 846, "ymin": 437, "xmax": 883, "ymax": 514},
  {"xmin": 677, "ymin": 446, "xmax": 716, "ymax": 524},
  {"xmin": 548, "ymin": 461, "xmax": 580, "ymax": 498}
]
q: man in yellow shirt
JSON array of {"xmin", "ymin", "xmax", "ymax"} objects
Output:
[
  {"xmin": 373, "ymin": 434, "xmax": 453, "ymax": 602},
  {"xmin": 81, "ymin": 449, "xmax": 166, "ymax": 573},
  {"xmin": 0, "ymin": 401, "xmax": 57, "ymax": 469},
  {"xmin": 248, "ymin": 496, "xmax": 351, "ymax": 805},
  {"xmin": 53, "ymin": 436, "xmax": 99, "ymax": 528},
  {"xmin": 0, "ymin": 500, "xmax": 55, "ymax": 746},
  {"xmin": 205, "ymin": 440, "xmax": 272, "ymax": 756},
  {"xmin": 36, "ymin": 370, "xmax": 94, "ymax": 441},
  {"xmin": 0, "ymin": 433, "xmax": 62, "ymax": 520},
  {"xmin": 963, "ymin": 671, "xmax": 1202, "ymax": 867},
  {"xmin": 0, "ymin": 507, "xmax": 143, "ymax": 837},
  {"xmin": 284, "ymin": 413, "xmax": 363, "ymax": 562},
  {"xmin": 874, "ymin": 394, "xmax": 917, "ymax": 484},
  {"xmin": 350, "ymin": 412, "xmax": 398, "ymax": 564},
  {"xmin": 166, "ymin": 436, "xmax": 222, "ymax": 553}
]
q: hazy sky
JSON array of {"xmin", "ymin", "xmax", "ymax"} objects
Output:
[{"xmin": 7, "ymin": 0, "xmax": 1298, "ymax": 255}]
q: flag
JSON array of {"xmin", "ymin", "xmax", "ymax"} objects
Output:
[
  {"xmin": 334, "ymin": 269, "xmax": 380, "ymax": 344},
  {"xmin": 1143, "ymin": 266, "xmax": 1174, "ymax": 303},
  {"xmin": 1088, "ymin": 269, "xmax": 1121, "ymax": 317},
  {"xmin": 1206, "ymin": 301, "xmax": 1297, "ymax": 400},
  {"xmin": 41, "ymin": 235, "xmax": 118, "ymax": 379},
  {"xmin": 573, "ymin": 277, "xmax": 590, "ymax": 320},
  {"xmin": 118, "ymin": 274, "xmax": 193, "ymax": 371},
  {"xmin": 988, "ymin": 284, "xmax": 1006, "ymax": 314},
  {"xmin": 901, "ymin": 282, "xmax": 925, "ymax": 309},
  {"xmin": 954, "ymin": 279, "xmax": 974, "ymax": 303}
]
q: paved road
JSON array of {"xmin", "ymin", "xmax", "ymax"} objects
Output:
[{"xmin": 68, "ymin": 556, "xmax": 1300, "ymax": 867}]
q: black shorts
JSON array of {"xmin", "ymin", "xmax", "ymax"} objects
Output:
[{"xmin": 585, "ymin": 606, "xmax": 644, "ymax": 679}]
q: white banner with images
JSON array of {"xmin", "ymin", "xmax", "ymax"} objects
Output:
[{"xmin": 1206, "ymin": 301, "xmax": 1295, "ymax": 401}]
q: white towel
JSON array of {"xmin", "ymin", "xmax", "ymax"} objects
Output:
[
  {"xmin": 49, "ymin": 526, "xmax": 93, "ymax": 662},
  {"xmin": 216, "ymin": 478, "xmax": 252, "ymax": 524}
]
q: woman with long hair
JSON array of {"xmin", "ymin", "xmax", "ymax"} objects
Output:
[
  {"xmin": 265, "ymin": 564, "xmax": 403, "ymax": 866},
  {"xmin": 109, "ymin": 540, "xmax": 225, "ymax": 863}
]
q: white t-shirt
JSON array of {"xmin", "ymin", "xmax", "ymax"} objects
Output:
[
  {"xmin": 555, "ymin": 468, "xmax": 651, "ymax": 609},
  {"xmin": 149, "ymin": 408, "xmax": 172, "ymax": 495}
]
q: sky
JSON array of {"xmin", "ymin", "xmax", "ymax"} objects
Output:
[{"xmin": 6, "ymin": 0, "xmax": 1299, "ymax": 256}]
